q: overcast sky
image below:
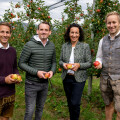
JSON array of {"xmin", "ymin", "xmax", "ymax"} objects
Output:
[
  {"xmin": 0, "ymin": 0, "xmax": 120, "ymax": 23},
  {"xmin": 0, "ymin": 0, "xmax": 92, "ymax": 22}
]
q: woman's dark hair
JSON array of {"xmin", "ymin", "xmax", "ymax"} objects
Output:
[{"xmin": 64, "ymin": 23, "xmax": 84, "ymax": 42}]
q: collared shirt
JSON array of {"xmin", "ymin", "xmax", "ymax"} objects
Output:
[
  {"xmin": 96, "ymin": 30, "xmax": 120, "ymax": 64},
  {"xmin": 0, "ymin": 43, "xmax": 9, "ymax": 49},
  {"xmin": 33, "ymin": 35, "xmax": 48, "ymax": 47}
]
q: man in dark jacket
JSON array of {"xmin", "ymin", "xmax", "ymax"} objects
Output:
[
  {"xmin": 19, "ymin": 21, "xmax": 56, "ymax": 120},
  {"xmin": 0, "ymin": 22, "xmax": 19, "ymax": 120}
]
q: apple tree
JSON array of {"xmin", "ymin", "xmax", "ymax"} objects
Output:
[
  {"xmin": 2, "ymin": 0, "xmax": 51, "ymax": 59},
  {"xmin": 51, "ymin": 0, "xmax": 84, "ymax": 72},
  {"xmin": 83, "ymin": 0, "xmax": 120, "ymax": 77}
]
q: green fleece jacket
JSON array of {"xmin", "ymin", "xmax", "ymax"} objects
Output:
[{"xmin": 19, "ymin": 36, "xmax": 56, "ymax": 82}]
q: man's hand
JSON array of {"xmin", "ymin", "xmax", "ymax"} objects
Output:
[
  {"xmin": 37, "ymin": 71, "xmax": 47, "ymax": 79},
  {"xmin": 95, "ymin": 63, "xmax": 102, "ymax": 69},
  {"xmin": 5, "ymin": 74, "xmax": 16, "ymax": 84},
  {"xmin": 48, "ymin": 71, "xmax": 53, "ymax": 79},
  {"xmin": 37, "ymin": 71, "xmax": 53, "ymax": 79}
]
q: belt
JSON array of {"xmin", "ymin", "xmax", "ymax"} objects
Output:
[{"xmin": 67, "ymin": 73, "xmax": 74, "ymax": 76}]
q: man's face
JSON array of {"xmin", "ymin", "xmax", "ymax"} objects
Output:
[
  {"xmin": 37, "ymin": 23, "xmax": 51, "ymax": 41},
  {"xmin": 106, "ymin": 15, "xmax": 120, "ymax": 37},
  {"xmin": 0, "ymin": 25, "xmax": 11, "ymax": 46}
]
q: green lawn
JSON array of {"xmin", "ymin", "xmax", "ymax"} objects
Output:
[{"xmin": 12, "ymin": 73, "xmax": 117, "ymax": 120}]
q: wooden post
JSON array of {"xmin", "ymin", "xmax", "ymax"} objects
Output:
[
  {"xmin": 88, "ymin": 75, "xmax": 93, "ymax": 95},
  {"xmin": 88, "ymin": 0, "xmax": 96, "ymax": 95}
]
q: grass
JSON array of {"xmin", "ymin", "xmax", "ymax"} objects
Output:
[{"xmin": 12, "ymin": 73, "xmax": 117, "ymax": 120}]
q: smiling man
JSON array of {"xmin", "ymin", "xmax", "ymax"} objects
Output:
[
  {"xmin": 95, "ymin": 11, "xmax": 120, "ymax": 120},
  {"xmin": 0, "ymin": 22, "xmax": 19, "ymax": 120},
  {"xmin": 19, "ymin": 21, "xmax": 56, "ymax": 120}
]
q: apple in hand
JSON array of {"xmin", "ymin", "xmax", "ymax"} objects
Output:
[
  {"xmin": 11, "ymin": 74, "xmax": 22, "ymax": 82},
  {"xmin": 66, "ymin": 64, "xmax": 72, "ymax": 69},
  {"xmin": 44, "ymin": 73, "xmax": 50, "ymax": 78},
  {"xmin": 17, "ymin": 75, "xmax": 22, "ymax": 81},
  {"xmin": 93, "ymin": 61, "xmax": 100, "ymax": 67},
  {"xmin": 11, "ymin": 74, "xmax": 18, "ymax": 80}
]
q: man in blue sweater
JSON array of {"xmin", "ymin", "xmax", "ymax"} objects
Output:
[
  {"xmin": 19, "ymin": 21, "xmax": 56, "ymax": 120},
  {"xmin": 0, "ymin": 22, "xmax": 19, "ymax": 120}
]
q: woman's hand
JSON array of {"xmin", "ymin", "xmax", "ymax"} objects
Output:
[
  {"xmin": 63, "ymin": 63, "xmax": 68, "ymax": 70},
  {"xmin": 71, "ymin": 63, "xmax": 80, "ymax": 71}
]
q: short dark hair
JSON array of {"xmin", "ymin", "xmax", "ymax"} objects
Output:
[
  {"xmin": 64, "ymin": 23, "xmax": 84, "ymax": 42},
  {"xmin": 38, "ymin": 21, "xmax": 51, "ymax": 30},
  {"xmin": 0, "ymin": 22, "xmax": 12, "ymax": 33}
]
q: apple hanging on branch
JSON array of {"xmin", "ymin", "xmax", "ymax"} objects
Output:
[{"xmin": 58, "ymin": 68, "xmax": 62, "ymax": 72}]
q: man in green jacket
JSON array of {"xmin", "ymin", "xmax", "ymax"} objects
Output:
[{"xmin": 19, "ymin": 21, "xmax": 56, "ymax": 120}]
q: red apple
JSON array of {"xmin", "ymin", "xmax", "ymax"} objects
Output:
[
  {"xmin": 70, "ymin": 8, "xmax": 73, "ymax": 11},
  {"xmin": 58, "ymin": 68, "xmax": 62, "ymax": 72},
  {"xmin": 27, "ymin": 13, "xmax": 29, "ymax": 16},
  {"xmin": 96, "ymin": 9, "xmax": 101, "ymax": 13},
  {"xmin": 91, "ymin": 49, "xmax": 94, "ymax": 53},
  {"xmin": 17, "ymin": 75, "xmax": 22, "ymax": 81},
  {"xmin": 66, "ymin": 64, "xmax": 72, "ymax": 69},
  {"xmin": 48, "ymin": 16, "xmax": 50, "ymax": 19},
  {"xmin": 15, "ymin": 5, "xmax": 18, "ymax": 8},
  {"xmin": 38, "ymin": 7, "xmax": 41, "ymax": 10},
  {"xmin": 45, "ymin": 73, "xmax": 50, "ymax": 78},
  {"xmin": 11, "ymin": 13, "xmax": 13, "ymax": 16},
  {"xmin": 100, "ymin": 0, "xmax": 103, "ymax": 3},
  {"xmin": 11, "ymin": 74, "xmax": 18, "ymax": 80},
  {"xmin": 27, "ymin": 4, "xmax": 30, "ymax": 7},
  {"xmin": 80, "ymin": 13, "xmax": 84, "ymax": 16},
  {"xmin": 93, "ymin": 61, "xmax": 100, "ymax": 67}
]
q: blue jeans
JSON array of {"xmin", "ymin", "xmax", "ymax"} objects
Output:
[
  {"xmin": 63, "ymin": 75, "xmax": 85, "ymax": 120},
  {"xmin": 24, "ymin": 80, "xmax": 48, "ymax": 120}
]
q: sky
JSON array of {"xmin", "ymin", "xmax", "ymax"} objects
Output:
[
  {"xmin": 0, "ymin": 0, "xmax": 92, "ymax": 23},
  {"xmin": 0, "ymin": 0, "xmax": 120, "ymax": 24}
]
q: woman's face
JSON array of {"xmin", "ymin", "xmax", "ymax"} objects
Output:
[{"xmin": 69, "ymin": 27, "xmax": 80, "ymax": 43}]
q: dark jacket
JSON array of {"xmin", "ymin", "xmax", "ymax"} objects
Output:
[{"xmin": 19, "ymin": 36, "xmax": 56, "ymax": 82}]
